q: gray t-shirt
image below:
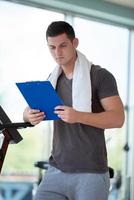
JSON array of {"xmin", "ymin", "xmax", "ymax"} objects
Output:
[{"xmin": 49, "ymin": 65, "xmax": 119, "ymax": 173}]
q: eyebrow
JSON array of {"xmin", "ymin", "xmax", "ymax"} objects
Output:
[{"xmin": 48, "ymin": 41, "xmax": 68, "ymax": 46}]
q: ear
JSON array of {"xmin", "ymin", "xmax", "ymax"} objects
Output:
[{"xmin": 73, "ymin": 38, "xmax": 79, "ymax": 48}]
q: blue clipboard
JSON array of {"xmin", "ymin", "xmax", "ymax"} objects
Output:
[{"xmin": 16, "ymin": 81, "xmax": 64, "ymax": 120}]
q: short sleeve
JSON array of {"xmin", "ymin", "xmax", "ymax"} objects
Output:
[{"xmin": 97, "ymin": 68, "xmax": 119, "ymax": 100}]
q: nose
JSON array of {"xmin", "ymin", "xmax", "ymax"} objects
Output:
[{"xmin": 55, "ymin": 47, "xmax": 61, "ymax": 56}]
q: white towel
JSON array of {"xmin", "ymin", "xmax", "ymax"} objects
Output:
[{"xmin": 48, "ymin": 50, "xmax": 92, "ymax": 112}]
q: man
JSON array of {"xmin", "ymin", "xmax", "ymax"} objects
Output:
[{"xmin": 23, "ymin": 21, "xmax": 125, "ymax": 200}]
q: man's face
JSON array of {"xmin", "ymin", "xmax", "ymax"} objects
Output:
[{"xmin": 47, "ymin": 33, "xmax": 78, "ymax": 67}]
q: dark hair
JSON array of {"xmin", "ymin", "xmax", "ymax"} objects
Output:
[{"xmin": 46, "ymin": 21, "xmax": 75, "ymax": 41}]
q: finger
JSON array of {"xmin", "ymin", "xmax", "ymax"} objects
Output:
[
  {"xmin": 57, "ymin": 114, "xmax": 61, "ymax": 118},
  {"xmin": 29, "ymin": 109, "xmax": 41, "ymax": 114},
  {"xmin": 31, "ymin": 116, "xmax": 45, "ymax": 124},
  {"xmin": 32, "ymin": 114, "xmax": 45, "ymax": 121},
  {"xmin": 54, "ymin": 110, "xmax": 64, "ymax": 115},
  {"xmin": 31, "ymin": 120, "xmax": 41, "ymax": 125},
  {"xmin": 54, "ymin": 105, "xmax": 65, "ymax": 111},
  {"xmin": 34, "ymin": 112, "xmax": 45, "ymax": 117}
]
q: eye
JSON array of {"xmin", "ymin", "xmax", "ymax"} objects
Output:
[
  {"xmin": 61, "ymin": 43, "xmax": 67, "ymax": 48},
  {"xmin": 49, "ymin": 45, "xmax": 55, "ymax": 50},
  {"xmin": 61, "ymin": 44, "xmax": 66, "ymax": 47}
]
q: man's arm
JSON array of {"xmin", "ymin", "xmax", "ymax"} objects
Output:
[{"xmin": 54, "ymin": 95, "xmax": 125, "ymax": 129}]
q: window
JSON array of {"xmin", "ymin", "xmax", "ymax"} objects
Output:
[
  {"xmin": 0, "ymin": 0, "xmax": 130, "ymax": 180},
  {"xmin": 0, "ymin": 1, "xmax": 64, "ymax": 175},
  {"xmin": 74, "ymin": 17, "xmax": 129, "ymax": 170}
]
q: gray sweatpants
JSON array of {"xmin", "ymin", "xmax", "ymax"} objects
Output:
[{"xmin": 34, "ymin": 165, "xmax": 110, "ymax": 200}]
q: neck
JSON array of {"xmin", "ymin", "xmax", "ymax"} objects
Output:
[
  {"xmin": 65, "ymin": 71, "xmax": 73, "ymax": 79},
  {"xmin": 62, "ymin": 51, "xmax": 77, "ymax": 79}
]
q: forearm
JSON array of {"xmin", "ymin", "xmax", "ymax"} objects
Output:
[
  {"xmin": 54, "ymin": 96, "xmax": 125, "ymax": 128},
  {"xmin": 76, "ymin": 110, "xmax": 125, "ymax": 129}
]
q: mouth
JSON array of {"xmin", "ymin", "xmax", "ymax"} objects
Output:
[
  {"xmin": 56, "ymin": 57, "xmax": 63, "ymax": 60},
  {"xmin": 56, "ymin": 57, "xmax": 64, "ymax": 61}
]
